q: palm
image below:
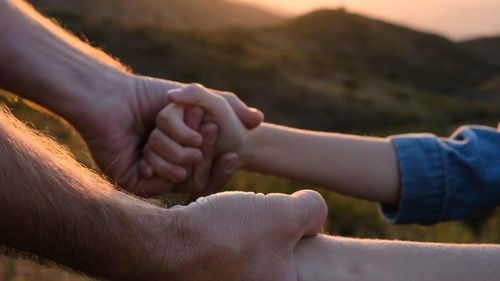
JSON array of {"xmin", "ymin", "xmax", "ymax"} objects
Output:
[{"xmin": 80, "ymin": 76, "xmax": 178, "ymax": 195}]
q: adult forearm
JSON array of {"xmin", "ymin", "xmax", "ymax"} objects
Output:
[
  {"xmin": 0, "ymin": 107, "xmax": 178, "ymax": 280},
  {"xmin": 295, "ymin": 234, "xmax": 500, "ymax": 281},
  {"xmin": 241, "ymin": 123, "xmax": 400, "ymax": 204},
  {"xmin": 0, "ymin": 0, "xmax": 134, "ymax": 122}
]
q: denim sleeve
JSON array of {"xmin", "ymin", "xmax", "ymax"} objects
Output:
[{"xmin": 381, "ymin": 125, "xmax": 500, "ymax": 225}]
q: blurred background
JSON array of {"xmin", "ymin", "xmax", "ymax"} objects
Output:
[{"xmin": 1, "ymin": 0, "xmax": 500, "ymax": 280}]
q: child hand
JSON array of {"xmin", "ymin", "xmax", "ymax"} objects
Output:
[
  {"xmin": 167, "ymin": 84, "xmax": 249, "ymax": 154},
  {"xmin": 140, "ymin": 84, "xmax": 251, "ymax": 185},
  {"xmin": 140, "ymin": 103, "xmax": 205, "ymax": 183}
]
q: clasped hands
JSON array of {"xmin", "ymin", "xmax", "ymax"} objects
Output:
[
  {"xmin": 138, "ymin": 83, "xmax": 252, "ymax": 194},
  {"xmin": 75, "ymin": 76, "xmax": 327, "ymax": 281}
]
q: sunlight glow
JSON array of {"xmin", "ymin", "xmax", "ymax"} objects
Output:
[{"xmin": 230, "ymin": 0, "xmax": 500, "ymax": 40}]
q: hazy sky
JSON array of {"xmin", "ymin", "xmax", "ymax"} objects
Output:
[{"xmin": 231, "ymin": 0, "xmax": 500, "ymax": 40}]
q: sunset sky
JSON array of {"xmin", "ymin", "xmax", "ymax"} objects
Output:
[{"xmin": 231, "ymin": 0, "xmax": 500, "ymax": 40}]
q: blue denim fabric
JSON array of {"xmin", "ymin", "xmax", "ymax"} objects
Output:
[{"xmin": 381, "ymin": 124, "xmax": 500, "ymax": 225}]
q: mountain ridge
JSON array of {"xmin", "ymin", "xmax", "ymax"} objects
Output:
[
  {"xmin": 29, "ymin": 0, "xmax": 283, "ymax": 30},
  {"xmin": 460, "ymin": 36, "xmax": 500, "ymax": 68},
  {"xmin": 22, "ymin": 5, "xmax": 500, "ymax": 131},
  {"xmin": 211, "ymin": 9, "xmax": 496, "ymax": 94}
]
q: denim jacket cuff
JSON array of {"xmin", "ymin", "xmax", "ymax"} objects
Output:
[{"xmin": 380, "ymin": 134, "xmax": 448, "ymax": 225}]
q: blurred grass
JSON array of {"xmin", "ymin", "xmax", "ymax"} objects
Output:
[{"xmin": 0, "ymin": 257, "xmax": 91, "ymax": 281}]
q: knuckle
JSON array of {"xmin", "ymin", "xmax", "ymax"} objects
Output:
[
  {"xmin": 157, "ymin": 162, "xmax": 173, "ymax": 176},
  {"xmin": 186, "ymin": 83, "xmax": 205, "ymax": 94},
  {"xmin": 212, "ymin": 93, "xmax": 226, "ymax": 102},
  {"xmin": 222, "ymin": 91, "xmax": 237, "ymax": 99},
  {"xmin": 148, "ymin": 129, "xmax": 163, "ymax": 148},
  {"xmin": 188, "ymin": 82, "xmax": 204, "ymax": 89},
  {"xmin": 179, "ymin": 131, "xmax": 194, "ymax": 144},
  {"xmin": 172, "ymin": 150, "xmax": 190, "ymax": 164},
  {"xmin": 155, "ymin": 112, "xmax": 171, "ymax": 127},
  {"xmin": 188, "ymin": 83, "xmax": 207, "ymax": 95}
]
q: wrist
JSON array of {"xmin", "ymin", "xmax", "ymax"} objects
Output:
[
  {"xmin": 108, "ymin": 200, "xmax": 187, "ymax": 281},
  {"xmin": 124, "ymin": 203, "xmax": 234, "ymax": 281},
  {"xmin": 145, "ymin": 205, "xmax": 216, "ymax": 281},
  {"xmin": 56, "ymin": 68, "xmax": 134, "ymax": 128},
  {"xmin": 237, "ymin": 123, "xmax": 267, "ymax": 170}
]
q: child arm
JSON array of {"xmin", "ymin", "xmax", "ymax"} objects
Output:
[
  {"xmin": 239, "ymin": 124, "xmax": 400, "ymax": 204},
  {"xmin": 153, "ymin": 85, "xmax": 500, "ymax": 225},
  {"xmin": 166, "ymin": 84, "xmax": 401, "ymax": 204}
]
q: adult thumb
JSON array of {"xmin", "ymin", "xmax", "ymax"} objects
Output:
[{"xmin": 290, "ymin": 190, "xmax": 328, "ymax": 238}]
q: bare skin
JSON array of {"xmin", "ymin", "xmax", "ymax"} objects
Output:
[
  {"xmin": 3, "ymin": 1, "xmax": 497, "ymax": 280},
  {"xmin": 0, "ymin": 1, "xmax": 330, "ymax": 280},
  {"xmin": 295, "ymin": 235, "xmax": 500, "ymax": 281},
  {"xmin": 0, "ymin": 0, "xmax": 264, "ymax": 196},
  {"xmin": 0, "ymin": 106, "xmax": 327, "ymax": 280},
  {"xmin": 150, "ymin": 85, "xmax": 500, "ymax": 281},
  {"xmin": 145, "ymin": 85, "xmax": 400, "ymax": 204}
]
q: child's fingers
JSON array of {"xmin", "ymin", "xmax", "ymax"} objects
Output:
[
  {"xmin": 183, "ymin": 106, "xmax": 205, "ymax": 178},
  {"xmin": 201, "ymin": 152, "xmax": 241, "ymax": 196},
  {"xmin": 143, "ymin": 147, "xmax": 187, "ymax": 183},
  {"xmin": 167, "ymin": 84, "xmax": 228, "ymax": 119},
  {"xmin": 182, "ymin": 122, "xmax": 218, "ymax": 195},
  {"xmin": 184, "ymin": 106, "xmax": 205, "ymax": 130},
  {"xmin": 148, "ymin": 128, "xmax": 202, "ymax": 166},
  {"xmin": 171, "ymin": 122, "xmax": 219, "ymax": 195},
  {"xmin": 139, "ymin": 159, "xmax": 154, "ymax": 179},
  {"xmin": 156, "ymin": 104, "xmax": 203, "ymax": 147}
]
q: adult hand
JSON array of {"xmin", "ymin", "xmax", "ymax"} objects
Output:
[
  {"xmin": 72, "ymin": 75, "xmax": 263, "ymax": 196},
  {"xmin": 149, "ymin": 190, "xmax": 328, "ymax": 281},
  {"xmin": 0, "ymin": 0, "xmax": 262, "ymax": 196}
]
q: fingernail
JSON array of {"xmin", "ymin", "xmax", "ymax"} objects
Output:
[
  {"xmin": 250, "ymin": 108, "xmax": 265, "ymax": 121},
  {"xmin": 224, "ymin": 157, "xmax": 239, "ymax": 174},
  {"xmin": 168, "ymin": 88, "xmax": 182, "ymax": 95},
  {"xmin": 192, "ymin": 150, "xmax": 203, "ymax": 161},
  {"xmin": 167, "ymin": 89, "xmax": 182, "ymax": 100},
  {"xmin": 144, "ymin": 166, "xmax": 154, "ymax": 178},
  {"xmin": 174, "ymin": 168, "xmax": 186, "ymax": 181},
  {"xmin": 206, "ymin": 130, "xmax": 216, "ymax": 145},
  {"xmin": 192, "ymin": 135, "xmax": 203, "ymax": 146}
]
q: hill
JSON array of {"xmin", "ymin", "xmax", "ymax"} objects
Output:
[
  {"xmin": 458, "ymin": 36, "xmax": 500, "ymax": 100},
  {"xmin": 39, "ymin": 8, "xmax": 499, "ymax": 134},
  {"xmin": 28, "ymin": 3, "xmax": 497, "ymax": 95},
  {"xmin": 29, "ymin": 0, "xmax": 283, "ymax": 30},
  {"xmin": 460, "ymin": 36, "xmax": 500, "ymax": 68},
  {"xmin": 246, "ymin": 9, "xmax": 496, "ymax": 94}
]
